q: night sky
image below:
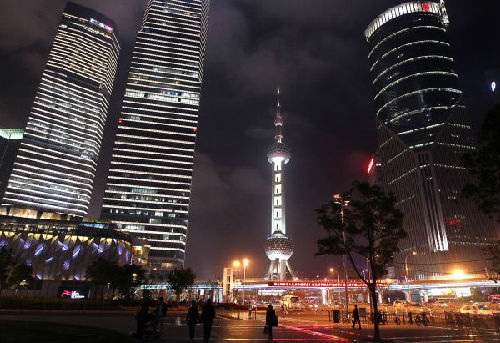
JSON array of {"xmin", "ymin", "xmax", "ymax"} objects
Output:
[{"xmin": 0, "ymin": 0, "xmax": 498, "ymax": 279}]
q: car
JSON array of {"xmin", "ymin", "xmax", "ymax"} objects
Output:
[
  {"xmin": 459, "ymin": 303, "xmax": 499, "ymax": 315},
  {"xmin": 459, "ymin": 304, "xmax": 479, "ymax": 314},
  {"xmin": 393, "ymin": 300, "xmax": 409, "ymax": 308},
  {"xmin": 475, "ymin": 302, "xmax": 500, "ymax": 315}
]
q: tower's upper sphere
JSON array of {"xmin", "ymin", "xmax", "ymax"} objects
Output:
[
  {"xmin": 265, "ymin": 231, "xmax": 293, "ymax": 260},
  {"xmin": 267, "ymin": 142, "xmax": 291, "ymax": 164}
]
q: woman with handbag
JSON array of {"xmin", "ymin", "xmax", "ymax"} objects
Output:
[{"xmin": 265, "ymin": 304, "xmax": 278, "ymax": 340}]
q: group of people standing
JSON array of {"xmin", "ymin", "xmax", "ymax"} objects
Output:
[{"xmin": 186, "ymin": 298, "xmax": 216, "ymax": 342}]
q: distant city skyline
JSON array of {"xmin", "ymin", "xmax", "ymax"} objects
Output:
[{"xmin": 0, "ymin": 0, "xmax": 497, "ymax": 278}]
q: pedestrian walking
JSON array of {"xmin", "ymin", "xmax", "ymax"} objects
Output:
[
  {"xmin": 352, "ymin": 304, "xmax": 362, "ymax": 330},
  {"xmin": 186, "ymin": 300, "xmax": 199, "ymax": 342},
  {"xmin": 156, "ymin": 296, "xmax": 167, "ymax": 334},
  {"xmin": 265, "ymin": 304, "xmax": 278, "ymax": 340},
  {"xmin": 201, "ymin": 298, "xmax": 216, "ymax": 343},
  {"xmin": 134, "ymin": 303, "xmax": 150, "ymax": 339}
]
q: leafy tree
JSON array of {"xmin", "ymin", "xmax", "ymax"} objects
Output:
[
  {"xmin": 463, "ymin": 104, "xmax": 500, "ymax": 220},
  {"xmin": 0, "ymin": 247, "xmax": 13, "ymax": 294},
  {"xmin": 116, "ymin": 264, "xmax": 146, "ymax": 300},
  {"xmin": 0, "ymin": 248, "xmax": 34, "ymax": 294},
  {"xmin": 8, "ymin": 263, "xmax": 34, "ymax": 290},
  {"xmin": 167, "ymin": 267, "xmax": 195, "ymax": 300},
  {"xmin": 87, "ymin": 258, "xmax": 120, "ymax": 300},
  {"xmin": 316, "ymin": 181, "xmax": 405, "ymax": 342},
  {"xmin": 462, "ymin": 104, "xmax": 500, "ymax": 281}
]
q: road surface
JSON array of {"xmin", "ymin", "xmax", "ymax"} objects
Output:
[{"xmin": 1, "ymin": 310, "xmax": 498, "ymax": 342}]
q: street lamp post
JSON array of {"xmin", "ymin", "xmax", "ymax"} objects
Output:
[
  {"xmin": 243, "ymin": 258, "xmax": 249, "ymax": 305},
  {"xmin": 233, "ymin": 259, "xmax": 250, "ymax": 305},
  {"xmin": 404, "ymin": 251, "xmax": 417, "ymax": 306},
  {"xmin": 333, "ymin": 194, "xmax": 350, "ymax": 321},
  {"xmin": 232, "ymin": 260, "xmax": 241, "ymax": 304}
]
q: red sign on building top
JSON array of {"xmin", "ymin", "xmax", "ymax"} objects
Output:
[{"xmin": 421, "ymin": 3, "xmax": 430, "ymax": 11}]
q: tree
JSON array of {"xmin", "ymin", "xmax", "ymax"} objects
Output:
[
  {"xmin": 0, "ymin": 248, "xmax": 34, "ymax": 294},
  {"xmin": 316, "ymin": 181, "xmax": 405, "ymax": 342},
  {"xmin": 463, "ymin": 104, "xmax": 500, "ymax": 220},
  {"xmin": 116, "ymin": 264, "xmax": 146, "ymax": 300},
  {"xmin": 167, "ymin": 267, "xmax": 195, "ymax": 300},
  {"xmin": 463, "ymin": 104, "xmax": 500, "ymax": 281},
  {"xmin": 87, "ymin": 258, "xmax": 120, "ymax": 300},
  {"xmin": 8, "ymin": 264, "xmax": 34, "ymax": 290},
  {"xmin": 0, "ymin": 247, "xmax": 13, "ymax": 294}
]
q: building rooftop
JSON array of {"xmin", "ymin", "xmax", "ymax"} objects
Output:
[{"xmin": 364, "ymin": 1, "xmax": 446, "ymax": 41}]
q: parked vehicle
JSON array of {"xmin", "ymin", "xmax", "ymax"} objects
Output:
[
  {"xmin": 393, "ymin": 300, "xmax": 409, "ymax": 309},
  {"xmin": 487, "ymin": 295, "xmax": 500, "ymax": 303},
  {"xmin": 475, "ymin": 302, "xmax": 500, "ymax": 315},
  {"xmin": 460, "ymin": 304, "xmax": 480, "ymax": 315},
  {"xmin": 415, "ymin": 312, "xmax": 430, "ymax": 326},
  {"xmin": 281, "ymin": 295, "xmax": 303, "ymax": 310}
]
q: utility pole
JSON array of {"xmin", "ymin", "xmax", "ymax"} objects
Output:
[{"xmin": 333, "ymin": 193, "xmax": 349, "ymax": 321}]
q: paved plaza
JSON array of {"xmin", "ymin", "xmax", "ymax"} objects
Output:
[{"xmin": 1, "ymin": 310, "xmax": 498, "ymax": 343}]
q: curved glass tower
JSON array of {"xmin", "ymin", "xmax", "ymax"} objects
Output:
[
  {"xmin": 365, "ymin": 1, "xmax": 498, "ymax": 278},
  {"xmin": 2, "ymin": 3, "xmax": 120, "ymax": 218},
  {"xmin": 101, "ymin": 0, "xmax": 210, "ymax": 270}
]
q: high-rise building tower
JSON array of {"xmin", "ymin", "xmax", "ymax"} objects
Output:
[
  {"xmin": 0, "ymin": 129, "xmax": 24, "ymax": 199},
  {"xmin": 265, "ymin": 90, "xmax": 294, "ymax": 280},
  {"xmin": 365, "ymin": 1, "xmax": 498, "ymax": 278},
  {"xmin": 101, "ymin": 0, "xmax": 210, "ymax": 270},
  {"xmin": 2, "ymin": 3, "xmax": 119, "ymax": 218}
]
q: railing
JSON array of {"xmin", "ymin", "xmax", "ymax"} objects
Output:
[{"xmin": 327, "ymin": 309, "xmax": 499, "ymax": 330}]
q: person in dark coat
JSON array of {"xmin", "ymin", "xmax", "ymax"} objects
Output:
[
  {"xmin": 186, "ymin": 300, "xmax": 199, "ymax": 342},
  {"xmin": 135, "ymin": 303, "xmax": 150, "ymax": 339},
  {"xmin": 156, "ymin": 296, "xmax": 167, "ymax": 333},
  {"xmin": 352, "ymin": 304, "xmax": 361, "ymax": 330},
  {"xmin": 201, "ymin": 298, "xmax": 216, "ymax": 342},
  {"xmin": 265, "ymin": 304, "xmax": 277, "ymax": 340}
]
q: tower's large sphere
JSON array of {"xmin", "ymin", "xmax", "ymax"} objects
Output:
[
  {"xmin": 265, "ymin": 231, "xmax": 293, "ymax": 260},
  {"xmin": 267, "ymin": 142, "xmax": 291, "ymax": 164}
]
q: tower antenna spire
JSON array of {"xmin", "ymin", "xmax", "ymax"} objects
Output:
[{"xmin": 274, "ymin": 86, "xmax": 283, "ymax": 143}]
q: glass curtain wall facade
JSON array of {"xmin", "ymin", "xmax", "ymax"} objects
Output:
[
  {"xmin": 0, "ymin": 129, "xmax": 24, "ymax": 199},
  {"xmin": 365, "ymin": 1, "xmax": 498, "ymax": 278},
  {"xmin": 2, "ymin": 3, "xmax": 120, "ymax": 217},
  {"xmin": 101, "ymin": 0, "xmax": 210, "ymax": 269}
]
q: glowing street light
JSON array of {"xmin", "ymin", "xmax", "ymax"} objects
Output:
[
  {"xmin": 329, "ymin": 267, "xmax": 339, "ymax": 282},
  {"xmin": 232, "ymin": 258, "xmax": 250, "ymax": 304},
  {"xmin": 451, "ymin": 269, "xmax": 466, "ymax": 280}
]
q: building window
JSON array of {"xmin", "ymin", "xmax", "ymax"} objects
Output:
[
  {"xmin": 275, "ymin": 173, "xmax": 281, "ymax": 183},
  {"xmin": 274, "ymin": 196, "xmax": 282, "ymax": 206}
]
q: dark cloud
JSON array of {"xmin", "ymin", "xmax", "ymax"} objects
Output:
[{"xmin": 0, "ymin": 0, "xmax": 498, "ymax": 279}]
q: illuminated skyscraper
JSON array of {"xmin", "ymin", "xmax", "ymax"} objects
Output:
[
  {"xmin": 2, "ymin": 3, "xmax": 119, "ymax": 218},
  {"xmin": 365, "ymin": 1, "xmax": 498, "ymax": 277},
  {"xmin": 265, "ymin": 90, "xmax": 294, "ymax": 280},
  {"xmin": 0, "ymin": 129, "xmax": 24, "ymax": 199},
  {"xmin": 101, "ymin": 0, "xmax": 210, "ymax": 269}
]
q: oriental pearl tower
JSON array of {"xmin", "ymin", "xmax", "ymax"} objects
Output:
[{"xmin": 265, "ymin": 89, "xmax": 294, "ymax": 280}]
